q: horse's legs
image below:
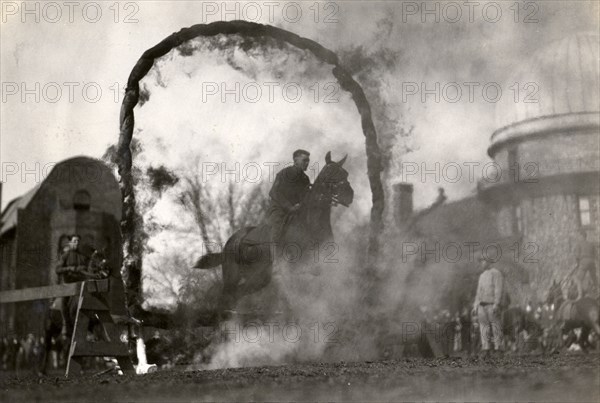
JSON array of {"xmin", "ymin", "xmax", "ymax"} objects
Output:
[
  {"xmin": 579, "ymin": 326, "xmax": 591, "ymax": 352},
  {"xmin": 219, "ymin": 259, "xmax": 240, "ymax": 319},
  {"xmin": 38, "ymin": 309, "xmax": 59, "ymax": 376},
  {"xmin": 513, "ymin": 325, "xmax": 520, "ymax": 353},
  {"xmin": 58, "ymin": 335, "xmax": 69, "ymax": 368},
  {"xmin": 588, "ymin": 308, "xmax": 600, "ymax": 336},
  {"xmin": 40, "ymin": 328, "xmax": 53, "ymax": 375},
  {"xmin": 563, "ymin": 323, "xmax": 577, "ymax": 349},
  {"xmin": 270, "ymin": 261, "xmax": 294, "ymax": 319}
]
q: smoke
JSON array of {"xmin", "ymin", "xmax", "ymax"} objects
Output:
[
  {"xmin": 128, "ymin": 30, "xmax": 376, "ymax": 367},
  {"xmin": 190, "ymin": 228, "xmax": 378, "ymax": 369},
  {"xmin": 125, "ymin": 1, "xmax": 599, "ymax": 367},
  {"xmin": 128, "ymin": 21, "xmax": 432, "ymax": 366},
  {"xmin": 134, "ymin": 32, "xmax": 372, "ymax": 259}
]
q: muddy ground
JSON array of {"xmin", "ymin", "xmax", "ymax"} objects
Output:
[{"xmin": 1, "ymin": 353, "xmax": 598, "ymax": 402}]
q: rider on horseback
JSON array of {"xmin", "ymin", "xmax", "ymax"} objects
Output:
[
  {"xmin": 266, "ymin": 149, "xmax": 312, "ymax": 249},
  {"xmin": 194, "ymin": 150, "xmax": 353, "ymax": 317}
]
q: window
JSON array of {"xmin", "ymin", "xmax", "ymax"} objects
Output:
[
  {"xmin": 578, "ymin": 196, "xmax": 591, "ymax": 227},
  {"xmin": 73, "ymin": 190, "xmax": 91, "ymax": 210},
  {"xmin": 513, "ymin": 204, "xmax": 524, "ymax": 235},
  {"xmin": 507, "ymin": 147, "xmax": 518, "ymax": 182}
]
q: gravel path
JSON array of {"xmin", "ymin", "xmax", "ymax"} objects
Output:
[{"xmin": 1, "ymin": 353, "xmax": 598, "ymax": 402}]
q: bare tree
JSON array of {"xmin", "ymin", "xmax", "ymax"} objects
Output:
[
  {"xmin": 177, "ymin": 172, "xmax": 220, "ymax": 249},
  {"xmin": 144, "ymin": 250, "xmax": 221, "ymax": 311},
  {"xmin": 144, "ymin": 157, "xmax": 269, "ymax": 310},
  {"xmin": 175, "ymin": 158, "xmax": 269, "ymax": 250}
]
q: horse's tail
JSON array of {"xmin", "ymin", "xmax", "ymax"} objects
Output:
[{"xmin": 193, "ymin": 253, "xmax": 223, "ymax": 269}]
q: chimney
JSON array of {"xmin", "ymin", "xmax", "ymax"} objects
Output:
[{"xmin": 393, "ymin": 182, "xmax": 413, "ymax": 227}]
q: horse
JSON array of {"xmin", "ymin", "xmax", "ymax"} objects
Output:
[
  {"xmin": 40, "ymin": 249, "xmax": 111, "ymax": 375},
  {"xmin": 545, "ymin": 279, "xmax": 600, "ymax": 352},
  {"xmin": 502, "ymin": 306, "xmax": 543, "ymax": 353},
  {"xmin": 502, "ymin": 306, "xmax": 526, "ymax": 351},
  {"xmin": 193, "ymin": 151, "xmax": 354, "ymax": 318}
]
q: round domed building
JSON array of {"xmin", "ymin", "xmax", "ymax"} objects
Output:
[{"xmin": 479, "ymin": 32, "xmax": 599, "ymax": 303}]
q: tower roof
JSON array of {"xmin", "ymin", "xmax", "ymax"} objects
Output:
[
  {"xmin": 495, "ymin": 32, "xmax": 599, "ymax": 129},
  {"xmin": 490, "ymin": 32, "xmax": 599, "ymax": 156}
]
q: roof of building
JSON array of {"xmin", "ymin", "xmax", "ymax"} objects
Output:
[
  {"xmin": 0, "ymin": 184, "xmax": 42, "ymax": 237},
  {"xmin": 0, "ymin": 156, "xmax": 117, "ymax": 237},
  {"xmin": 407, "ymin": 196, "xmax": 528, "ymax": 284},
  {"xmin": 409, "ymin": 196, "xmax": 501, "ymax": 245}
]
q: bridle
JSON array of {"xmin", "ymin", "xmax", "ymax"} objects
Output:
[
  {"xmin": 322, "ymin": 178, "xmax": 350, "ymax": 207},
  {"xmin": 296, "ymin": 165, "xmax": 349, "ymax": 235},
  {"xmin": 312, "ymin": 166, "xmax": 349, "ymax": 207}
]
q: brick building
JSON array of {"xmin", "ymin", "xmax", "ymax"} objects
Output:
[
  {"xmin": 0, "ymin": 156, "xmax": 125, "ymax": 336},
  {"xmin": 395, "ymin": 32, "xmax": 599, "ymax": 307}
]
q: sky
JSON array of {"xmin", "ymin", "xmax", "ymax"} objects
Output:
[{"xmin": 1, "ymin": 0, "xmax": 599, "ymax": 215}]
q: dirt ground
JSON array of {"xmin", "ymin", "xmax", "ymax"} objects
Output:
[{"xmin": 1, "ymin": 353, "xmax": 598, "ymax": 402}]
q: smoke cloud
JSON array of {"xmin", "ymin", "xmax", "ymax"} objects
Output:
[{"xmin": 123, "ymin": 2, "xmax": 599, "ymax": 366}]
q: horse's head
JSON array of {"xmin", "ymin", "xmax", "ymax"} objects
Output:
[
  {"xmin": 312, "ymin": 151, "xmax": 354, "ymax": 207},
  {"xmin": 89, "ymin": 248, "xmax": 110, "ymax": 277},
  {"xmin": 294, "ymin": 151, "xmax": 353, "ymax": 243}
]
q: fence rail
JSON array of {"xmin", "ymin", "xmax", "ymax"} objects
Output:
[{"xmin": 0, "ymin": 279, "xmax": 109, "ymax": 303}]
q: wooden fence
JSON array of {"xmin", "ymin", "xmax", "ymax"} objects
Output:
[{"xmin": 0, "ymin": 279, "xmax": 134, "ymax": 377}]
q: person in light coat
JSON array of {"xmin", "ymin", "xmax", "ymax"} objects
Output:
[{"xmin": 472, "ymin": 255, "xmax": 504, "ymax": 357}]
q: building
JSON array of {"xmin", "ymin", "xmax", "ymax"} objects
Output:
[
  {"xmin": 0, "ymin": 156, "xmax": 125, "ymax": 336},
  {"xmin": 392, "ymin": 185, "xmax": 526, "ymax": 313},
  {"xmin": 481, "ymin": 32, "xmax": 599, "ymax": 303},
  {"xmin": 395, "ymin": 32, "xmax": 599, "ymax": 307}
]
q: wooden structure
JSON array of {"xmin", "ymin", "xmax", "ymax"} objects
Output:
[{"xmin": 0, "ymin": 279, "xmax": 134, "ymax": 377}]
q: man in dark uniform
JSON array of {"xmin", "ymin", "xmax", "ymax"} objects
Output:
[
  {"xmin": 55, "ymin": 234, "xmax": 88, "ymax": 336},
  {"xmin": 267, "ymin": 149, "xmax": 311, "ymax": 247}
]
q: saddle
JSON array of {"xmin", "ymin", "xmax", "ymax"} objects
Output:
[
  {"xmin": 242, "ymin": 224, "xmax": 271, "ymax": 244},
  {"xmin": 236, "ymin": 224, "xmax": 274, "ymax": 266}
]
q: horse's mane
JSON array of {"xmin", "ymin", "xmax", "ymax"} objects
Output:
[
  {"xmin": 313, "ymin": 161, "xmax": 348, "ymax": 186},
  {"xmin": 547, "ymin": 281, "xmax": 563, "ymax": 303},
  {"xmin": 293, "ymin": 161, "xmax": 348, "ymax": 242}
]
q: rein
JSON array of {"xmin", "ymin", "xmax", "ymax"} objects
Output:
[{"xmin": 291, "ymin": 165, "xmax": 347, "ymax": 239}]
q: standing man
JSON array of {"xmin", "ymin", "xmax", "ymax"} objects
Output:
[
  {"xmin": 472, "ymin": 255, "xmax": 505, "ymax": 358},
  {"xmin": 573, "ymin": 228, "xmax": 599, "ymax": 298},
  {"xmin": 55, "ymin": 234, "xmax": 88, "ymax": 336},
  {"xmin": 267, "ymin": 149, "xmax": 312, "ymax": 248}
]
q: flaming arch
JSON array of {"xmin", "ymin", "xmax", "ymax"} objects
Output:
[{"xmin": 117, "ymin": 20, "xmax": 384, "ymax": 307}]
